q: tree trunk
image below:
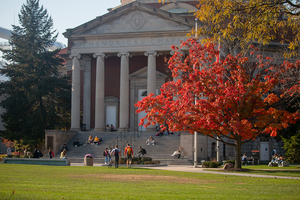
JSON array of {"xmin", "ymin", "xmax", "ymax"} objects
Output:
[{"xmin": 235, "ymin": 137, "xmax": 242, "ymax": 169}]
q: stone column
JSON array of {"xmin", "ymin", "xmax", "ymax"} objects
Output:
[
  {"xmin": 93, "ymin": 53, "xmax": 105, "ymax": 132},
  {"xmin": 117, "ymin": 52, "xmax": 130, "ymax": 130},
  {"xmin": 83, "ymin": 56, "xmax": 91, "ymax": 130},
  {"xmin": 144, "ymin": 51, "xmax": 157, "ymax": 131},
  {"xmin": 145, "ymin": 51, "xmax": 157, "ymax": 96},
  {"xmin": 70, "ymin": 54, "xmax": 81, "ymax": 131}
]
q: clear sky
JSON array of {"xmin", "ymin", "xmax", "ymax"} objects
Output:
[{"xmin": 0, "ymin": 0, "xmax": 121, "ymax": 45}]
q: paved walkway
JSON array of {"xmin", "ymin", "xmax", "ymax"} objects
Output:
[{"xmin": 70, "ymin": 163, "xmax": 300, "ymax": 180}]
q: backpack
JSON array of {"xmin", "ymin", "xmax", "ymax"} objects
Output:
[
  {"xmin": 103, "ymin": 151, "xmax": 106, "ymax": 156},
  {"xmin": 271, "ymin": 150, "xmax": 275, "ymax": 156},
  {"xmin": 142, "ymin": 148, "xmax": 146, "ymax": 155},
  {"xmin": 127, "ymin": 147, "xmax": 132, "ymax": 156},
  {"xmin": 114, "ymin": 149, "xmax": 119, "ymax": 156}
]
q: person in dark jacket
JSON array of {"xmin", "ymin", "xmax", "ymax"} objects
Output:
[{"xmin": 32, "ymin": 148, "xmax": 40, "ymax": 158}]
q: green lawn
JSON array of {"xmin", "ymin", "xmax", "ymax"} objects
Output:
[
  {"xmin": 1, "ymin": 164, "xmax": 300, "ymax": 200},
  {"xmin": 204, "ymin": 165, "xmax": 300, "ymax": 177}
]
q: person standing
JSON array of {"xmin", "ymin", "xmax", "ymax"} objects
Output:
[
  {"xmin": 7, "ymin": 146, "xmax": 12, "ymax": 156},
  {"xmin": 104, "ymin": 148, "xmax": 109, "ymax": 164},
  {"xmin": 271, "ymin": 148, "xmax": 277, "ymax": 156},
  {"xmin": 48, "ymin": 148, "xmax": 54, "ymax": 159},
  {"xmin": 108, "ymin": 148, "xmax": 113, "ymax": 164},
  {"xmin": 110, "ymin": 145, "xmax": 120, "ymax": 168},
  {"xmin": 124, "ymin": 143, "xmax": 133, "ymax": 168}
]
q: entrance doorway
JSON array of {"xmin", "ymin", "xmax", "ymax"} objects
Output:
[
  {"xmin": 260, "ymin": 142, "xmax": 269, "ymax": 161},
  {"xmin": 106, "ymin": 105, "xmax": 117, "ymax": 129}
]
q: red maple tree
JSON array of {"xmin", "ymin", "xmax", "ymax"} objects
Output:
[{"xmin": 135, "ymin": 38, "xmax": 300, "ymax": 169}]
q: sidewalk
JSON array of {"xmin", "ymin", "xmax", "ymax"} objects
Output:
[{"xmin": 70, "ymin": 163, "xmax": 300, "ymax": 180}]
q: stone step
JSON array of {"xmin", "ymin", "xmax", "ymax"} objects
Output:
[{"xmin": 62, "ymin": 131, "xmax": 186, "ymax": 165}]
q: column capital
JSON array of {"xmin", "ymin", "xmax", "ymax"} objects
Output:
[
  {"xmin": 144, "ymin": 51, "xmax": 157, "ymax": 57},
  {"xmin": 93, "ymin": 53, "xmax": 105, "ymax": 58},
  {"xmin": 82, "ymin": 55, "xmax": 92, "ymax": 61},
  {"xmin": 69, "ymin": 54, "xmax": 81, "ymax": 59},
  {"xmin": 117, "ymin": 52, "xmax": 130, "ymax": 57},
  {"xmin": 170, "ymin": 50, "xmax": 185, "ymax": 56}
]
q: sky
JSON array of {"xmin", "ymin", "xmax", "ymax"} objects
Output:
[{"xmin": 0, "ymin": 0, "xmax": 121, "ymax": 45}]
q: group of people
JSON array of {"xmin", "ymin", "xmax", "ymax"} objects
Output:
[
  {"xmin": 86, "ymin": 135, "xmax": 102, "ymax": 145},
  {"xmin": 155, "ymin": 128, "xmax": 174, "ymax": 137},
  {"xmin": 104, "ymin": 144, "xmax": 147, "ymax": 168},
  {"xmin": 106, "ymin": 124, "xmax": 117, "ymax": 132},
  {"xmin": 268, "ymin": 148, "xmax": 285, "ymax": 166},
  {"xmin": 241, "ymin": 154, "xmax": 254, "ymax": 165}
]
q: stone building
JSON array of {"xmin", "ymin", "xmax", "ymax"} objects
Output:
[{"xmin": 63, "ymin": 0, "xmax": 198, "ymax": 132}]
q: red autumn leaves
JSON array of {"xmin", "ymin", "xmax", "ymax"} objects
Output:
[{"xmin": 135, "ymin": 38, "xmax": 299, "ymax": 141}]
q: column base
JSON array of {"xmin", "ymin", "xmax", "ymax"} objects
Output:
[{"xmin": 70, "ymin": 128, "xmax": 80, "ymax": 132}]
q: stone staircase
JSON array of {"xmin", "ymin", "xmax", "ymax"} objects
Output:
[{"xmin": 58, "ymin": 131, "xmax": 193, "ymax": 165}]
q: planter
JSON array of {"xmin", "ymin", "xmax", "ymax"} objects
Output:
[{"xmin": 84, "ymin": 157, "xmax": 94, "ymax": 166}]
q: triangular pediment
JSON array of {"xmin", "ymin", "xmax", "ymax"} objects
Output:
[
  {"xmin": 64, "ymin": 2, "xmax": 193, "ymax": 37},
  {"xmin": 130, "ymin": 67, "xmax": 168, "ymax": 79}
]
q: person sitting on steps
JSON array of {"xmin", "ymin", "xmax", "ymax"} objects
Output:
[
  {"xmin": 111, "ymin": 124, "xmax": 117, "ymax": 132},
  {"xmin": 73, "ymin": 139, "xmax": 81, "ymax": 147},
  {"xmin": 136, "ymin": 146, "xmax": 147, "ymax": 157},
  {"xmin": 93, "ymin": 136, "xmax": 100, "ymax": 145},
  {"xmin": 146, "ymin": 136, "xmax": 155, "ymax": 145},
  {"xmin": 171, "ymin": 147, "xmax": 181, "ymax": 159},
  {"xmin": 106, "ymin": 124, "xmax": 110, "ymax": 132},
  {"xmin": 87, "ymin": 134, "xmax": 94, "ymax": 144}
]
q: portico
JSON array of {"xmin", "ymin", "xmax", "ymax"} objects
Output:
[{"xmin": 63, "ymin": 1, "xmax": 194, "ymax": 132}]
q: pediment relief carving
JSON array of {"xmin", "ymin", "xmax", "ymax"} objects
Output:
[{"xmin": 82, "ymin": 10, "xmax": 191, "ymax": 35}]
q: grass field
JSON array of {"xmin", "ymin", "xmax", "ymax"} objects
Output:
[
  {"xmin": 204, "ymin": 165, "xmax": 300, "ymax": 177},
  {"xmin": 1, "ymin": 164, "xmax": 300, "ymax": 200}
]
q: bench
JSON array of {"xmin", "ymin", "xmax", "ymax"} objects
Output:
[
  {"xmin": 268, "ymin": 161, "xmax": 289, "ymax": 167},
  {"xmin": 3, "ymin": 158, "xmax": 70, "ymax": 166},
  {"xmin": 279, "ymin": 161, "xmax": 289, "ymax": 167}
]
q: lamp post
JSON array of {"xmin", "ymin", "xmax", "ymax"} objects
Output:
[
  {"xmin": 194, "ymin": 18, "xmax": 198, "ymax": 168},
  {"xmin": 216, "ymin": 33, "xmax": 221, "ymax": 163}
]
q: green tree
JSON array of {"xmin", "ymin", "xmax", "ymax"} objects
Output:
[
  {"xmin": 282, "ymin": 132, "xmax": 300, "ymax": 163},
  {"xmin": 0, "ymin": 0, "xmax": 71, "ymax": 147}
]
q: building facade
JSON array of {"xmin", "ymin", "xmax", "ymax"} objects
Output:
[{"xmin": 63, "ymin": 0, "xmax": 198, "ymax": 132}]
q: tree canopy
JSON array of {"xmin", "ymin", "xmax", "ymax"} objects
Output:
[
  {"xmin": 135, "ymin": 38, "xmax": 300, "ymax": 168},
  {"xmin": 160, "ymin": 0, "xmax": 300, "ymax": 57},
  {"xmin": 0, "ymin": 0, "xmax": 71, "ymax": 147}
]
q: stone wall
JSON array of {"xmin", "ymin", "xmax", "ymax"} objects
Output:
[
  {"xmin": 45, "ymin": 130, "xmax": 76, "ymax": 155},
  {"xmin": 180, "ymin": 132, "xmax": 286, "ymax": 162}
]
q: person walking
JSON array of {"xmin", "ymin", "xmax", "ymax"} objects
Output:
[
  {"xmin": 110, "ymin": 145, "xmax": 120, "ymax": 168},
  {"xmin": 124, "ymin": 143, "xmax": 133, "ymax": 168}
]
